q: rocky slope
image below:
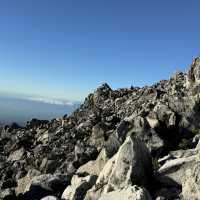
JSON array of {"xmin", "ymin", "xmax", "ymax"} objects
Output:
[{"xmin": 1, "ymin": 57, "xmax": 200, "ymax": 200}]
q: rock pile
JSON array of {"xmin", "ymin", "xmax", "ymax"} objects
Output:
[{"xmin": 1, "ymin": 57, "xmax": 200, "ymax": 199}]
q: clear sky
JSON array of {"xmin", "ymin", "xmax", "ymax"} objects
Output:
[{"xmin": 0, "ymin": 0, "xmax": 200, "ymax": 101}]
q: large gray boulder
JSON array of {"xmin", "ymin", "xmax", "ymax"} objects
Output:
[
  {"xmin": 89, "ymin": 124, "xmax": 106, "ymax": 151},
  {"xmin": 85, "ymin": 136, "xmax": 153, "ymax": 200}
]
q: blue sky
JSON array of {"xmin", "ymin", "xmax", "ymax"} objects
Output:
[{"xmin": 0, "ymin": 0, "xmax": 200, "ymax": 101}]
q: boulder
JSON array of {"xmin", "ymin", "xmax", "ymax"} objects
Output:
[
  {"xmin": 40, "ymin": 158, "xmax": 59, "ymax": 173},
  {"xmin": 0, "ymin": 188, "xmax": 16, "ymax": 200},
  {"xmin": 16, "ymin": 169, "xmax": 41, "ymax": 195},
  {"xmin": 77, "ymin": 148, "xmax": 109, "ymax": 176},
  {"xmin": 182, "ymin": 140, "xmax": 200, "ymax": 199},
  {"xmin": 85, "ymin": 136, "xmax": 153, "ymax": 200},
  {"xmin": 74, "ymin": 141, "xmax": 98, "ymax": 166},
  {"xmin": 157, "ymin": 142, "xmax": 199, "ymax": 188},
  {"xmin": 16, "ymin": 172, "xmax": 70, "ymax": 199},
  {"xmin": 153, "ymin": 103, "xmax": 176, "ymax": 128},
  {"xmin": 92, "ymin": 83, "xmax": 112, "ymax": 105},
  {"xmin": 146, "ymin": 116, "xmax": 160, "ymax": 129},
  {"xmin": 8, "ymin": 148, "xmax": 25, "ymax": 161},
  {"xmin": 61, "ymin": 174, "xmax": 97, "ymax": 200},
  {"xmin": 90, "ymin": 124, "xmax": 106, "ymax": 151},
  {"xmin": 182, "ymin": 163, "xmax": 200, "ymax": 200},
  {"xmin": 187, "ymin": 57, "xmax": 200, "ymax": 85},
  {"xmin": 158, "ymin": 155, "xmax": 196, "ymax": 185}
]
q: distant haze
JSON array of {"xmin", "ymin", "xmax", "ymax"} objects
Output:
[{"xmin": 0, "ymin": 95, "xmax": 80, "ymax": 126}]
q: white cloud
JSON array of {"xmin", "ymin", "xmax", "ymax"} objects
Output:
[{"xmin": 27, "ymin": 97, "xmax": 75, "ymax": 106}]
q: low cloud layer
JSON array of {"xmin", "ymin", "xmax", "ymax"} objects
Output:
[{"xmin": 27, "ymin": 97, "xmax": 75, "ymax": 106}]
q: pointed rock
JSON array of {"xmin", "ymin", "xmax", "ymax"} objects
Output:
[{"xmin": 85, "ymin": 136, "xmax": 153, "ymax": 200}]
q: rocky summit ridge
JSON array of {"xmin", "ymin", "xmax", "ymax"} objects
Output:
[{"xmin": 1, "ymin": 57, "xmax": 200, "ymax": 199}]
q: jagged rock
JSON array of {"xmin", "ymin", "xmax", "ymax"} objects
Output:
[
  {"xmin": 61, "ymin": 174, "xmax": 97, "ymax": 200},
  {"xmin": 85, "ymin": 136, "xmax": 152, "ymax": 200},
  {"xmin": 146, "ymin": 115, "xmax": 160, "ymax": 129},
  {"xmin": 16, "ymin": 169, "xmax": 41, "ymax": 195},
  {"xmin": 104, "ymin": 133, "xmax": 121, "ymax": 158},
  {"xmin": 187, "ymin": 57, "xmax": 200, "ymax": 86},
  {"xmin": 90, "ymin": 124, "xmax": 106, "ymax": 151},
  {"xmin": 98, "ymin": 185, "xmax": 152, "ymax": 200},
  {"xmin": 153, "ymin": 103, "xmax": 176, "ymax": 128},
  {"xmin": 77, "ymin": 148, "xmax": 109, "ymax": 176},
  {"xmin": 74, "ymin": 141, "xmax": 98, "ymax": 166},
  {"xmin": 157, "ymin": 147, "xmax": 197, "ymax": 190},
  {"xmin": 93, "ymin": 83, "xmax": 112, "ymax": 105},
  {"xmin": 158, "ymin": 155, "xmax": 196, "ymax": 185},
  {"xmin": 8, "ymin": 148, "xmax": 25, "ymax": 161},
  {"xmin": 37, "ymin": 131, "xmax": 49, "ymax": 144},
  {"xmin": 40, "ymin": 158, "xmax": 60, "ymax": 174},
  {"xmin": 16, "ymin": 171, "xmax": 70, "ymax": 199}
]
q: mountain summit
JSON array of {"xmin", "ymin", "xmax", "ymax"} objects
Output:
[{"xmin": 1, "ymin": 57, "xmax": 200, "ymax": 199}]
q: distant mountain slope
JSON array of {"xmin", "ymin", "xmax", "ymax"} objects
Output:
[{"xmin": 0, "ymin": 95, "xmax": 80, "ymax": 125}]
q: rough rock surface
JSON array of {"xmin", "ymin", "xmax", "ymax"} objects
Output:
[
  {"xmin": 1, "ymin": 57, "xmax": 200, "ymax": 199},
  {"xmin": 84, "ymin": 136, "xmax": 152, "ymax": 200},
  {"xmin": 77, "ymin": 148, "xmax": 109, "ymax": 176},
  {"xmin": 181, "ymin": 139, "xmax": 200, "ymax": 200},
  {"xmin": 98, "ymin": 185, "xmax": 152, "ymax": 200},
  {"xmin": 61, "ymin": 174, "xmax": 97, "ymax": 200}
]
